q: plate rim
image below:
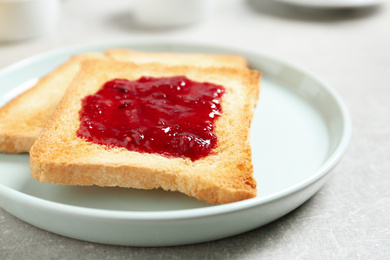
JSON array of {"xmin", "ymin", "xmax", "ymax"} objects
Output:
[{"xmin": 0, "ymin": 39, "xmax": 352, "ymax": 222}]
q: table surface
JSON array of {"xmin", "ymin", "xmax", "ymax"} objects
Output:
[{"xmin": 1, "ymin": 0, "xmax": 389, "ymax": 259}]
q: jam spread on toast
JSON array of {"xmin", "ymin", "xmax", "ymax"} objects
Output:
[{"xmin": 77, "ymin": 76, "xmax": 226, "ymax": 161}]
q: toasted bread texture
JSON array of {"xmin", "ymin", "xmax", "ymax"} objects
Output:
[
  {"xmin": 30, "ymin": 60, "xmax": 260, "ymax": 204},
  {"xmin": 0, "ymin": 53, "xmax": 107, "ymax": 153},
  {"xmin": 105, "ymin": 49, "xmax": 248, "ymax": 68},
  {"xmin": 0, "ymin": 50, "xmax": 249, "ymax": 154}
]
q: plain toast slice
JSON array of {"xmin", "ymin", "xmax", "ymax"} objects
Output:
[
  {"xmin": 105, "ymin": 49, "xmax": 248, "ymax": 68},
  {"xmin": 30, "ymin": 59, "xmax": 260, "ymax": 204},
  {"xmin": 0, "ymin": 53, "xmax": 107, "ymax": 153}
]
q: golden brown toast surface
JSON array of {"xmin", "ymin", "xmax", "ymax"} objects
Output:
[
  {"xmin": 30, "ymin": 60, "xmax": 261, "ymax": 204},
  {"xmin": 105, "ymin": 49, "xmax": 248, "ymax": 68}
]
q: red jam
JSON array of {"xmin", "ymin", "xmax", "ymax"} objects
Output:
[{"xmin": 77, "ymin": 76, "xmax": 226, "ymax": 161}]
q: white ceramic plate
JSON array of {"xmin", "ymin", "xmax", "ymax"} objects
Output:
[
  {"xmin": 0, "ymin": 41, "xmax": 351, "ymax": 246},
  {"xmin": 274, "ymin": 0, "xmax": 383, "ymax": 8}
]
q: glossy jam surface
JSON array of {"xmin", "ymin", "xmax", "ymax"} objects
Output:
[{"xmin": 77, "ymin": 76, "xmax": 226, "ymax": 161}]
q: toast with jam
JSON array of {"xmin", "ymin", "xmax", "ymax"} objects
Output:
[
  {"xmin": 0, "ymin": 50, "xmax": 249, "ymax": 154},
  {"xmin": 30, "ymin": 59, "xmax": 260, "ymax": 204}
]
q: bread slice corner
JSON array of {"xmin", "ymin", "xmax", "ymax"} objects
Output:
[{"xmin": 0, "ymin": 53, "xmax": 107, "ymax": 153}]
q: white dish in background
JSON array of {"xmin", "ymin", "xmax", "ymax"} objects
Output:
[
  {"xmin": 0, "ymin": 0, "xmax": 60, "ymax": 42},
  {"xmin": 274, "ymin": 0, "xmax": 383, "ymax": 8},
  {"xmin": 0, "ymin": 41, "xmax": 351, "ymax": 246},
  {"xmin": 132, "ymin": 0, "xmax": 206, "ymax": 28}
]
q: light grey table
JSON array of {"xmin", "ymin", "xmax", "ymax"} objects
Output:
[{"xmin": 1, "ymin": 0, "xmax": 389, "ymax": 259}]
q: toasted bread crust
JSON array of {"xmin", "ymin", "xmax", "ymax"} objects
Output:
[
  {"xmin": 0, "ymin": 53, "xmax": 107, "ymax": 153},
  {"xmin": 105, "ymin": 49, "xmax": 249, "ymax": 68},
  {"xmin": 30, "ymin": 60, "xmax": 260, "ymax": 204}
]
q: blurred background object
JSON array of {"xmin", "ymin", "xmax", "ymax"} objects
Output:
[
  {"xmin": 0, "ymin": 0, "xmax": 60, "ymax": 42},
  {"xmin": 271, "ymin": 0, "xmax": 384, "ymax": 9},
  {"xmin": 132, "ymin": 0, "xmax": 207, "ymax": 28}
]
